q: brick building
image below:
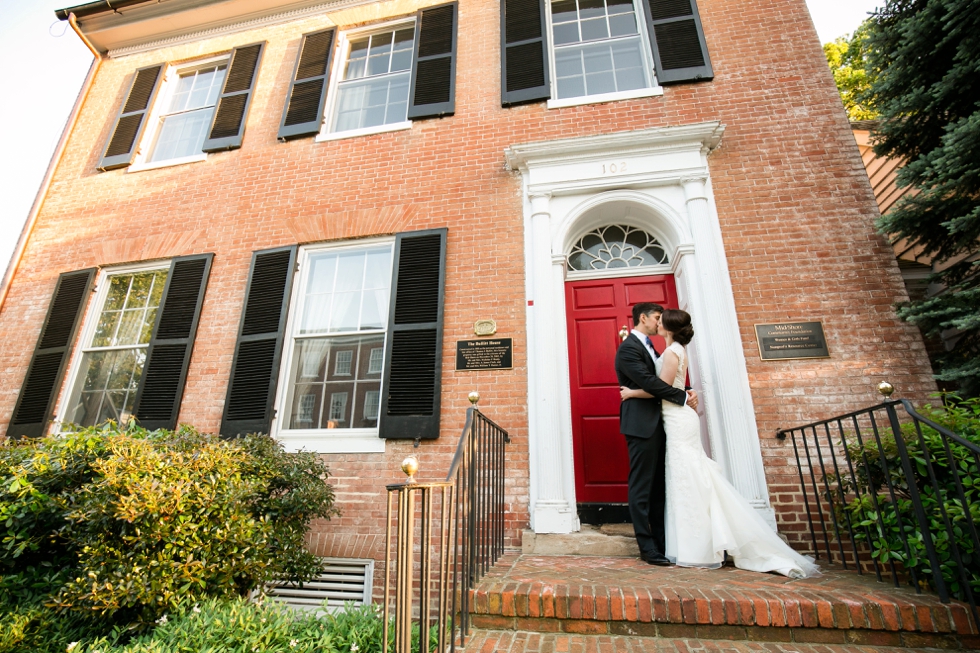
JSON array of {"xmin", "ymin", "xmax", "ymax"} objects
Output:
[{"xmin": 0, "ymin": 0, "xmax": 936, "ymax": 593}]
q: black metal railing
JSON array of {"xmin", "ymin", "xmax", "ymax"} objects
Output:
[
  {"xmin": 777, "ymin": 383, "xmax": 979, "ymax": 627},
  {"xmin": 382, "ymin": 394, "xmax": 510, "ymax": 653}
]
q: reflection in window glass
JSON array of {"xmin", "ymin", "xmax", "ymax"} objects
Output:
[
  {"xmin": 283, "ymin": 243, "xmax": 393, "ymax": 432},
  {"xmin": 551, "ymin": 0, "xmax": 649, "ymax": 99},
  {"xmin": 64, "ymin": 268, "xmax": 169, "ymax": 427},
  {"xmin": 150, "ymin": 64, "xmax": 227, "ymax": 162},
  {"xmin": 333, "ymin": 27, "xmax": 415, "ymax": 132}
]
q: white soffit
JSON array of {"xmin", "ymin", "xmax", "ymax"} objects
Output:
[{"xmin": 72, "ymin": 0, "xmax": 373, "ymax": 55}]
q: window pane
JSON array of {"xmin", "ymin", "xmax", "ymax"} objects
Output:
[
  {"xmin": 608, "ymin": 11, "xmax": 637, "ymax": 37},
  {"xmin": 90, "ymin": 269, "xmax": 167, "ymax": 347},
  {"xmin": 612, "ymin": 40, "xmax": 646, "ymax": 91},
  {"xmin": 355, "ymin": 384, "xmax": 381, "ymax": 427},
  {"xmin": 579, "ymin": 0, "xmax": 605, "ymax": 19},
  {"xmin": 553, "ymin": 22, "xmax": 580, "ymax": 45},
  {"xmin": 552, "ymin": 0, "xmax": 578, "ymax": 21},
  {"xmin": 150, "ymin": 107, "xmax": 216, "ymax": 162},
  {"xmin": 65, "ymin": 349, "xmax": 145, "ymax": 426},
  {"xmin": 580, "ymin": 16, "xmax": 609, "ymax": 41},
  {"xmin": 391, "ymin": 29, "xmax": 415, "ymax": 71},
  {"xmin": 346, "ymin": 38, "xmax": 370, "ymax": 79},
  {"xmin": 283, "ymin": 334, "xmax": 385, "ymax": 431}
]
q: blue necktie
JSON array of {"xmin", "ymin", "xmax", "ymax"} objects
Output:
[{"xmin": 645, "ymin": 336, "xmax": 658, "ymax": 358}]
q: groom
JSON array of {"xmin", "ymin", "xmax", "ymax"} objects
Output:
[{"xmin": 615, "ymin": 302, "xmax": 697, "ymax": 566}]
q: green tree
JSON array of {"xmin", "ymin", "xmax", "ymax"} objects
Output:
[
  {"xmin": 823, "ymin": 21, "xmax": 878, "ymax": 121},
  {"xmin": 863, "ymin": 0, "xmax": 980, "ymax": 395}
]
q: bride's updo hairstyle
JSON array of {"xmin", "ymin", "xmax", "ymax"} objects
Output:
[{"xmin": 660, "ymin": 309, "xmax": 694, "ymax": 345}]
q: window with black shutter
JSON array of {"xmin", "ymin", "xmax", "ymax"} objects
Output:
[
  {"xmin": 98, "ymin": 65, "xmax": 163, "ymax": 171},
  {"xmin": 268, "ymin": 231, "xmax": 447, "ymax": 449},
  {"xmin": 408, "ymin": 3, "xmax": 458, "ymax": 119},
  {"xmin": 132, "ymin": 254, "xmax": 213, "ymax": 430},
  {"xmin": 221, "ymin": 247, "xmax": 297, "ymax": 438},
  {"xmin": 380, "ymin": 229, "xmax": 447, "ymax": 441},
  {"xmin": 8, "ymin": 269, "xmax": 95, "ymax": 438},
  {"xmin": 643, "ymin": 0, "xmax": 713, "ymax": 84},
  {"xmin": 501, "ymin": 0, "xmax": 550, "ymax": 106},
  {"xmin": 204, "ymin": 42, "xmax": 266, "ymax": 151},
  {"xmin": 278, "ymin": 29, "xmax": 337, "ymax": 140}
]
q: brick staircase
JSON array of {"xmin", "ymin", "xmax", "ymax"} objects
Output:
[{"xmin": 460, "ymin": 552, "xmax": 979, "ymax": 652}]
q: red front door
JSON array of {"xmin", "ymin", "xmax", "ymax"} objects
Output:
[{"xmin": 565, "ymin": 274, "xmax": 679, "ymax": 504}]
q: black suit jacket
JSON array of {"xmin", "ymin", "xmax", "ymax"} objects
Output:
[{"xmin": 615, "ymin": 333, "xmax": 688, "ymax": 438}]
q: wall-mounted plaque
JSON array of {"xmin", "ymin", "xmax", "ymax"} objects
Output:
[
  {"xmin": 474, "ymin": 318, "xmax": 497, "ymax": 336},
  {"xmin": 755, "ymin": 322, "xmax": 830, "ymax": 361},
  {"xmin": 456, "ymin": 338, "xmax": 513, "ymax": 370}
]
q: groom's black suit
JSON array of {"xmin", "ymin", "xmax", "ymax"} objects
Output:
[{"xmin": 615, "ymin": 333, "xmax": 688, "ymax": 559}]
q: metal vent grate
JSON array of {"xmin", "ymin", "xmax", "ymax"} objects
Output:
[{"xmin": 266, "ymin": 558, "xmax": 374, "ymax": 612}]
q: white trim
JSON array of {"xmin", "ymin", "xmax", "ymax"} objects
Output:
[
  {"xmin": 315, "ymin": 121, "xmax": 412, "ymax": 143},
  {"xmin": 316, "ymin": 17, "xmax": 416, "ymax": 141},
  {"xmin": 272, "ymin": 236, "xmax": 395, "ymax": 454},
  {"xmin": 128, "ymin": 153, "xmax": 208, "ymax": 173},
  {"xmin": 543, "ymin": 0, "xmax": 662, "ymax": 109},
  {"xmin": 565, "ymin": 264, "xmax": 672, "ymax": 281},
  {"xmin": 54, "ymin": 260, "xmax": 171, "ymax": 431},
  {"xmin": 506, "ymin": 123, "xmax": 778, "ymax": 534},
  {"xmin": 547, "ymin": 86, "xmax": 663, "ymax": 110},
  {"xmin": 104, "ymin": 0, "xmax": 380, "ymax": 58}
]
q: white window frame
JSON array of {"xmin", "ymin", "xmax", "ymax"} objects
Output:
[
  {"xmin": 315, "ymin": 18, "xmax": 415, "ymax": 143},
  {"xmin": 273, "ymin": 236, "xmax": 395, "ymax": 454},
  {"xmin": 128, "ymin": 54, "xmax": 229, "ymax": 173},
  {"xmin": 54, "ymin": 260, "xmax": 171, "ymax": 430},
  {"xmin": 544, "ymin": 0, "xmax": 663, "ymax": 109}
]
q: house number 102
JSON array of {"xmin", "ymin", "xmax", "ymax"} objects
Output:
[{"xmin": 602, "ymin": 162, "xmax": 627, "ymax": 175}]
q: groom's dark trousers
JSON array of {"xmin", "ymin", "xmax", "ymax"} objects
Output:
[{"xmin": 614, "ymin": 333, "xmax": 688, "ymax": 558}]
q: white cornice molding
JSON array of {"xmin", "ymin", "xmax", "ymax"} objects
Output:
[
  {"xmin": 504, "ymin": 121, "xmax": 725, "ymax": 173},
  {"xmin": 97, "ymin": 0, "xmax": 375, "ymax": 57}
]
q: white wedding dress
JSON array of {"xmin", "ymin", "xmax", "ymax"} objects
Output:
[{"xmin": 659, "ymin": 341, "xmax": 819, "ymax": 578}]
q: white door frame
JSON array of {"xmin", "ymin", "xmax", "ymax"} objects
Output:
[{"xmin": 505, "ymin": 122, "xmax": 776, "ymax": 534}]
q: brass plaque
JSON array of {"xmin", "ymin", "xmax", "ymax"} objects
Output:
[
  {"xmin": 755, "ymin": 322, "xmax": 830, "ymax": 361},
  {"xmin": 474, "ymin": 318, "xmax": 497, "ymax": 336},
  {"xmin": 456, "ymin": 338, "xmax": 513, "ymax": 370}
]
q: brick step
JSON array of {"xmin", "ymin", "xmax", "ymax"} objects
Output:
[
  {"xmin": 460, "ymin": 629, "xmax": 965, "ymax": 653},
  {"xmin": 467, "ymin": 553, "xmax": 979, "ymax": 650}
]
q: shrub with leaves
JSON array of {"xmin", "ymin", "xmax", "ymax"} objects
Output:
[
  {"xmin": 0, "ymin": 421, "xmax": 337, "ymax": 647},
  {"xmin": 829, "ymin": 396, "xmax": 980, "ymax": 598}
]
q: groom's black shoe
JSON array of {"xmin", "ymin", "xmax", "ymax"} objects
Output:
[{"xmin": 641, "ymin": 552, "xmax": 671, "ymax": 566}]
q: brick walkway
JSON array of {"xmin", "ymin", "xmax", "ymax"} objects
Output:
[
  {"xmin": 467, "ymin": 553, "xmax": 978, "ymax": 649},
  {"xmin": 462, "ymin": 630, "xmax": 959, "ymax": 653}
]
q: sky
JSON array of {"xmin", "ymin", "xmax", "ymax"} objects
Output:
[{"xmin": 0, "ymin": 0, "xmax": 885, "ymax": 281}]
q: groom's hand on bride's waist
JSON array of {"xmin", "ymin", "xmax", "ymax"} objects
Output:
[{"xmin": 686, "ymin": 390, "xmax": 699, "ymax": 411}]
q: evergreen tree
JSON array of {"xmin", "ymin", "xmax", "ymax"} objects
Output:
[{"xmin": 863, "ymin": 0, "xmax": 980, "ymax": 394}]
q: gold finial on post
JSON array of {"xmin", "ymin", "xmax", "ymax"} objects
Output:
[
  {"xmin": 877, "ymin": 381, "xmax": 895, "ymax": 397},
  {"xmin": 401, "ymin": 456, "xmax": 419, "ymax": 484},
  {"xmin": 468, "ymin": 391, "xmax": 480, "ymax": 405}
]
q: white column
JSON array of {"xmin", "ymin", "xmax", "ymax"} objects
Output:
[
  {"xmin": 682, "ymin": 178, "xmax": 774, "ymax": 524},
  {"xmin": 527, "ymin": 192, "xmax": 578, "ymax": 533}
]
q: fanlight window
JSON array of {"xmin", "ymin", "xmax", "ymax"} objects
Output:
[{"xmin": 567, "ymin": 225, "xmax": 668, "ymax": 271}]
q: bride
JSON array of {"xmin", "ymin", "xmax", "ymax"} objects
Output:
[{"xmin": 620, "ymin": 309, "xmax": 819, "ymax": 578}]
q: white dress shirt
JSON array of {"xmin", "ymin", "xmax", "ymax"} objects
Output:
[{"xmin": 631, "ymin": 328, "xmax": 658, "ymax": 361}]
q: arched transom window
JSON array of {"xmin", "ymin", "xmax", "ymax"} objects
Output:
[{"xmin": 567, "ymin": 225, "xmax": 669, "ymax": 271}]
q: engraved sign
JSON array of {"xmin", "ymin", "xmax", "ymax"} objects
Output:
[
  {"xmin": 755, "ymin": 322, "xmax": 830, "ymax": 361},
  {"xmin": 456, "ymin": 338, "xmax": 513, "ymax": 371}
]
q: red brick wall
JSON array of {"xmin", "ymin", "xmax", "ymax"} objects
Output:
[{"xmin": 0, "ymin": 0, "xmax": 935, "ymax": 566}]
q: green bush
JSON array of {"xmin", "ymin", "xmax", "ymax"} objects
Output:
[
  {"xmin": 831, "ymin": 396, "xmax": 980, "ymax": 598},
  {"xmin": 0, "ymin": 422, "xmax": 337, "ymax": 648}
]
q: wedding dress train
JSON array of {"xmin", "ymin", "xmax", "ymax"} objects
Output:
[{"xmin": 659, "ymin": 341, "xmax": 819, "ymax": 578}]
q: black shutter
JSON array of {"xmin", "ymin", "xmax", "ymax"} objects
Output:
[
  {"xmin": 98, "ymin": 65, "xmax": 164, "ymax": 171},
  {"xmin": 203, "ymin": 42, "xmax": 265, "ymax": 152},
  {"xmin": 221, "ymin": 246, "xmax": 297, "ymax": 437},
  {"xmin": 278, "ymin": 29, "xmax": 336, "ymax": 140},
  {"xmin": 380, "ymin": 229, "xmax": 447, "ymax": 440},
  {"xmin": 644, "ymin": 0, "xmax": 713, "ymax": 84},
  {"xmin": 408, "ymin": 3, "xmax": 457, "ymax": 120},
  {"xmin": 132, "ymin": 254, "xmax": 213, "ymax": 431},
  {"xmin": 501, "ymin": 0, "xmax": 550, "ymax": 106},
  {"xmin": 9, "ymin": 269, "xmax": 95, "ymax": 438}
]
